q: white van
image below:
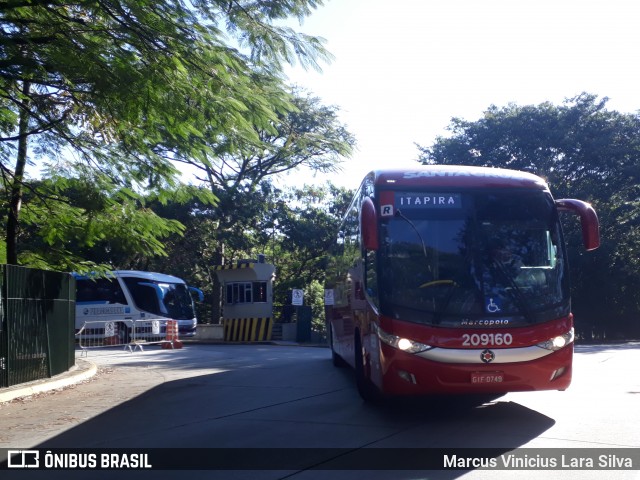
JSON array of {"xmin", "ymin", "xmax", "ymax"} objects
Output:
[{"xmin": 74, "ymin": 270, "xmax": 203, "ymax": 340}]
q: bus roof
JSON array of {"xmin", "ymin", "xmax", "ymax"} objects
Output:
[
  {"xmin": 370, "ymin": 165, "xmax": 549, "ymax": 190},
  {"xmin": 73, "ymin": 270, "xmax": 186, "ymax": 284}
]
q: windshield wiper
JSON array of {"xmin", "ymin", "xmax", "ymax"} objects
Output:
[{"xmin": 395, "ymin": 209, "xmax": 427, "ymax": 257}]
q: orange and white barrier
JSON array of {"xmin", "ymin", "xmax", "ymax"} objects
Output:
[{"xmin": 162, "ymin": 320, "xmax": 183, "ymax": 349}]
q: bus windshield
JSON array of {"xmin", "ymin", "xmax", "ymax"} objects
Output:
[
  {"xmin": 122, "ymin": 277, "xmax": 196, "ymax": 320},
  {"xmin": 378, "ymin": 190, "xmax": 569, "ymax": 325}
]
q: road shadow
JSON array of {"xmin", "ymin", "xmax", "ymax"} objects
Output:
[{"xmin": 1, "ymin": 348, "xmax": 556, "ymax": 480}]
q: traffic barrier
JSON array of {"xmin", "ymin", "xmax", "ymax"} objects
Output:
[
  {"xmin": 223, "ymin": 317, "xmax": 273, "ymax": 342},
  {"xmin": 132, "ymin": 318, "xmax": 170, "ymax": 347},
  {"xmin": 76, "ymin": 320, "xmax": 135, "ymax": 352},
  {"xmin": 103, "ymin": 322, "xmax": 120, "ymax": 346},
  {"xmin": 162, "ymin": 320, "xmax": 183, "ymax": 349},
  {"xmin": 77, "ymin": 318, "xmax": 182, "ymax": 353}
]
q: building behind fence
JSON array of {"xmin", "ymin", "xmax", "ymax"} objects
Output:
[{"xmin": 0, "ymin": 265, "xmax": 75, "ymax": 388}]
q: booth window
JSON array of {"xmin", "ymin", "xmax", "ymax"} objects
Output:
[{"xmin": 226, "ymin": 282, "xmax": 268, "ymax": 304}]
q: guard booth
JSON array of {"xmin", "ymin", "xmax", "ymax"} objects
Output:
[{"xmin": 213, "ymin": 256, "xmax": 275, "ymax": 342}]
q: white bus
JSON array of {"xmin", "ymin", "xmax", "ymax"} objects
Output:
[{"xmin": 74, "ymin": 270, "xmax": 203, "ymax": 341}]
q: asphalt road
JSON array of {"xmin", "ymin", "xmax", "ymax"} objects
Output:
[{"xmin": 1, "ymin": 342, "xmax": 639, "ymax": 480}]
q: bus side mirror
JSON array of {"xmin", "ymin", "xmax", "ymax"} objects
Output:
[
  {"xmin": 556, "ymin": 199, "xmax": 600, "ymax": 251},
  {"xmin": 189, "ymin": 286, "xmax": 205, "ymax": 302},
  {"xmin": 361, "ymin": 197, "xmax": 379, "ymax": 251}
]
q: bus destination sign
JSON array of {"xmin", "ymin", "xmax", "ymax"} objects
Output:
[{"xmin": 395, "ymin": 192, "xmax": 462, "ymax": 209}]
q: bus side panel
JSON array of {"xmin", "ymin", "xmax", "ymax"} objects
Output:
[
  {"xmin": 349, "ymin": 262, "xmax": 368, "ymax": 368},
  {"xmin": 329, "ymin": 311, "xmax": 355, "ymax": 369},
  {"xmin": 363, "ymin": 306, "xmax": 384, "ymax": 391},
  {"xmin": 328, "ymin": 278, "xmax": 356, "ymax": 369},
  {"xmin": 75, "ymin": 277, "xmax": 133, "ymax": 332}
]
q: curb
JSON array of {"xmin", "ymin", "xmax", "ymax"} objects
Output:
[{"xmin": 0, "ymin": 358, "xmax": 98, "ymax": 404}]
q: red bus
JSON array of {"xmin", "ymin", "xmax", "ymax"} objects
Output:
[{"xmin": 326, "ymin": 166, "xmax": 599, "ymax": 400}]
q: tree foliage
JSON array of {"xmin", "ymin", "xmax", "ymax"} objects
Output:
[
  {"xmin": 417, "ymin": 93, "xmax": 640, "ymax": 340},
  {"xmin": 187, "ymin": 88, "xmax": 356, "ymax": 193},
  {"xmin": 1, "ymin": 0, "xmax": 330, "ymax": 266},
  {"xmin": 68, "ymin": 180, "xmax": 352, "ymax": 326},
  {"xmin": 270, "ymin": 183, "xmax": 352, "ymax": 295},
  {"xmin": 6, "ymin": 171, "xmax": 216, "ymax": 273}
]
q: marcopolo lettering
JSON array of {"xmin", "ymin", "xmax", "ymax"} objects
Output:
[
  {"xmin": 461, "ymin": 319, "xmax": 510, "ymax": 326},
  {"xmin": 395, "ymin": 192, "xmax": 461, "ymax": 209}
]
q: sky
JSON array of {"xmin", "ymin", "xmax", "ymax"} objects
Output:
[{"xmin": 280, "ymin": 0, "xmax": 640, "ymax": 189}]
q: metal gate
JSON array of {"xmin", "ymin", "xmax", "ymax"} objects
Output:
[{"xmin": 0, "ymin": 265, "xmax": 75, "ymax": 388}]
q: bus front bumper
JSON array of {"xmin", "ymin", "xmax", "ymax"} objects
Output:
[{"xmin": 379, "ymin": 342, "xmax": 573, "ymax": 395}]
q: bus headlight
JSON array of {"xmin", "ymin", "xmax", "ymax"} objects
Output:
[
  {"xmin": 376, "ymin": 325, "xmax": 432, "ymax": 354},
  {"xmin": 537, "ymin": 328, "xmax": 574, "ymax": 351}
]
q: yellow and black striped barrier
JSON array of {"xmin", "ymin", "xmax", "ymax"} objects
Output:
[{"xmin": 223, "ymin": 317, "xmax": 273, "ymax": 342}]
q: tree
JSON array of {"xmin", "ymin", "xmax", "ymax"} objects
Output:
[
  {"xmin": 1, "ymin": 0, "xmax": 331, "ymax": 266},
  {"xmin": 145, "ymin": 181, "xmax": 279, "ymax": 323},
  {"xmin": 417, "ymin": 93, "xmax": 640, "ymax": 339},
  {"xmin": 186, "ymin": 86, "xmax": 354, "ymax": 277},
  {"xmin": 109, "ymin": 181, "xmax": 352, "ymax": 324},
  {"xmin": 271, "ymin": 183, "xmax": 352, "ymax": 293},
  {"xmin": 185, "ymin": 88, "xmax": 355, "ymax": 193},
  {"xmin": 8, "ymin": 171, "xmax": 216, "ymax": 273},
  {"xmin": 269, "ymin": 184, "xmax": 352, "ymax": 338}
]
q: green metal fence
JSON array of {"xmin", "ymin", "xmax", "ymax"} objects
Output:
[{"xmin": 0, "ymin": 265, "xmax": 75, "ymax": 389}]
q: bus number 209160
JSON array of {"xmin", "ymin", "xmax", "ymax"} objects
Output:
[{"xmin": 462, "ymin": 333, "xmax": 513, "ymax": 347}]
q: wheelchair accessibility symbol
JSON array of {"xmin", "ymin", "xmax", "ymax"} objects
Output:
[{"xmin": 486, "ymin": 297, "xmax": 501, "ymax": 313}]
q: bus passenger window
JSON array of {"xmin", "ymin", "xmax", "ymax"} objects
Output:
[
  {"xmin": 365, "ymin": 249, "xmax": 379, "ymax": 307},
  {"xmin": 76, "ymin": 278, "xmax": 127, "ymax": 305}
]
